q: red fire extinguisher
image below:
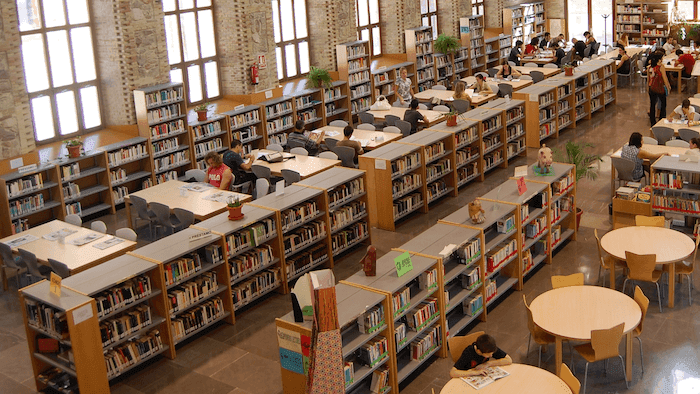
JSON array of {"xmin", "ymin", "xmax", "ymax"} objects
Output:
[{"xmin": 250, "ymin": 63, "xmax": 259, "ymax": 85}]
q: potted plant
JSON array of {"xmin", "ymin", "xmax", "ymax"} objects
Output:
[
  {"xmin": 554, "ymin": 140, "xmax": 603, "ymax": 230},
  {"xmin": 562, "ymin": 63, "xmax": 575, "ymax": 76},
  {"xmin": 434, "ymin": 34, "xmax": 460, "ymax": 55},
  {"xmin": 193, "ymin": 102, "xmax": 210, "ymax": 122},
  {"xmin": 64, "ymin": 136, "xmax": 83, "ymax": 158},
  {"xmin": 227, "ymin": 195, "xmax": 244, "ymax": 220},
  {"xmin": 446, "ymin": 110, "xmax": 458, "ymax": 127},
  {"xmin": 306, "ymin": 66, "xmax": 333, "ymax": 89}
]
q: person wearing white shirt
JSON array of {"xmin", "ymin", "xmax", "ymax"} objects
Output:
[
  {"xmin": 667, "ymin": 99, "xmax": 696, "ymax": 121},
  {"xmin": 685, "ymin": 138, "xmax": 700, "ymax": 155},
  {"xmin": 663, "ymin": 38, "xmax": 678, "ymax": 55}
]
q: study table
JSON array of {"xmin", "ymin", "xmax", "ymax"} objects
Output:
[
  {"xmin": 0, "ymin": 220, "xmax": 137, "ymax": 281},
  {"xmin": 610, "ymin": 144, "xmax": 687, "ymax": 197},
  {"xmin": 600, "ymin": 226, "xmax": 695, "ymax": 308},
  {"xmin": 530, "ymin": 286, "xmax": 641, "ymax": 381},
  {"xmin": 250, "ymin": 149, "xmax": 340, "ymax": 179},
  {"xmin": 494, "ymin": 65, "xmax": 561, "ymax": 78},
  {"xmin": 124, "ymin": 180, "xmax": 252, "ymax": 228},
  {"xmin": 366, "ymin": 107, "xmax": 447, "ymax": 127},
  {"xmin": 313, "ymin": 125, "xmax": 401, "ymax": 150},
  {"xmin": 462, "ymin": 75, "xmax": 533, "ymax": 92},
  {"xmin": 439, "ymin": 364, "xmax": 572, "ymax": 394},
  {"xmin": 414, "ymin": 87, "xmax": 498, "ymax": 107},
  {"xmin": 521, "ymin": 55, "xmax": 556, "ymax": 65}
]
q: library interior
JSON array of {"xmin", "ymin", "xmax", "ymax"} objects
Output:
[{"xmin": 1, "ymin": 0, "xmax": 700, "ymax": 393}]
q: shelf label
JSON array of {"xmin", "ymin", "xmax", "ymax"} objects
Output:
[
  {"xmin": 189, "ymin": 230, "xmax": 212, "ymax": 242},
  {"xmin": 517, "ymin": 176, "xmax": 527, "ymax": 195},
  {"xmin": 50, "ymin": 272, "xmax": 61, "ymax": 297},
  {"xmin": 460, "ymin": 26, "xmax": 470, "ymax": 34},
  {"xmin": 277, "ymin": 326, "xmax": 302, "ymax": 353},
  {"xmin": 72, "ymin": 303, "xmax": 93, "ymax": 325},
  {"xmin": 265, "ymin": 90, "xmax": 273, "ymax": 99},
  {"xmin": 394, "ymin": 251, "xmax": 413, "ymax": 277},
  {"xmin": 10, "ymin": 158, "xmax": 24, "ymax": 169},
  {"xmin": 234, "ymin": 104, "xmax": 245, "ymax": 111},
  {"xmin": 375, "ymin": 159, "xmax": 387, "ymax": 170},
  {"xmin": 18, "ymin": 164, "xmax": 37, "ymax": 174}
]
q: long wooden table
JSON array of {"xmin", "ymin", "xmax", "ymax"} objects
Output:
[
  {"xmin": 414, "ymin": 88, "xmax": 498, "ymax": 107},
  {"xmin": 251, "ymin": 149, "xmax": 340, "ymax": 179},
  {"xmin": 601, "ymin": 226, "xmax": 695, "ymax": 308},
  {"xmin": 124, "ymin": 180, "xmax": 252, "ymax": 228},
  {"xmin": 610, "ymin": 144, "xmax": 687, "ymax": 197},
  {"xmin": 0, "ymin": 220, "xmax": 137, "ymax": 281},
  {"xmin": 521, "ymin": 55, "xmax": 556, "ymax": 65},
  {"xmin": 494, "ymin": 65, "xmax": 561, "ymax": 78},
  {"xmin": 313, "ymin": 125, "xmax": 401, "ymax": 150},
  {"xmin": 440, "ymin": 364, "xmax": 572, "ymax": 394},
  {"xmin": 366, "ymin": 107, "xmax": 447, "ymax": 127},
  {"xmin": 530, "ymin": 286, "xmax": 641, "ymax": 382},
  {"xmin": 462, "ymin": 75, "xmax": 533, "ymax": 92}
]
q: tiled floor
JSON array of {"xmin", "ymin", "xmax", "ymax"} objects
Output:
[{"xmin": 2, "ymin": 79, "xmax": 699, "ymax": 394}]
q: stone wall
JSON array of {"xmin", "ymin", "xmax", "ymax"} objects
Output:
[
  {"xmin": 308, "ymin": 0, "xmax": 358, "ymax": 71},
  {"xmin": 437, "ymin": 0, "xmax": 473, "ymax": 37},
  {"xmin": 380, "ymin": 0, "xmax": 422, "ymax": 54}
]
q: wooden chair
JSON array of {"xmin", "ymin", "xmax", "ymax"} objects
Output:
[
  {"xmin": 448, "ymin": 331, "xmax": 484, "ymax": 362},
  {"xmin": 635, "ymin": 215, "xmax": 664, "ymax": 227},
  {"xmin": 633, "ymin": 286, "xmax": 649, "ymax": 373},
  {"xmin": 675, "ymin": 234, "xmax": 699, "ymax": 305},
  {"xmin": 523, "ymin": 295, "xmax": 555, "ymax": 367},
  {"xmin": 551, "ymin": 273, "xmax": 585, "ymax": 288},
  {"xmin": 573, "ymin": 323, "xmax": 628, "ymax": 394},
  {"xmin": 559, "ymin": 363, "xmax": 580, "ymax": 394},
  {"xmin": 622, "ymin": 251, "xmax": 665, "ymax": 312},
  {"xmin": 594, "ymin": 229, "xmax": 627, "ymax": 287}
]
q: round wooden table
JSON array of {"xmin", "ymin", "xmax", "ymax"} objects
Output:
[
  {"xmin": 600, "ymin": 226, "xmax": 695, "ymax": 308},
  {"xmin": 439, "ymin": 364, "xmax": 572, "ymax": 394},
  {"xmin": 530, "ymin": 286, "xmax": 641, "ymax": 382}
]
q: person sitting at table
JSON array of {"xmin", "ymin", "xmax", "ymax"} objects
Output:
[
  {"xmin": 617, "ymin": 46, "xmax": 631, "ymax": 75},
  {"xmin": 403, "ymin": 99, "xmax": 426, "ymax": 134},
  {"xmin": 509, "ymin": 40, "xmax": 523, "ymax": 66},
  {"xmin": 685, "ymin": 138, "xmax": 700, "ymax": 155},
  {"xmin": 204, "ymin": 151, "xmax": 233, "ymax": 190},
  {"xmin": 450, "ymin": 334, "xmax": 513, "ymax": 378},
  {"xmin": 222, "ymin": 139, "xmax": 256, "ymax": 187},
  {"xmin": 496, "ymin": 60, "xmax": 522, "ymax": 79},
  {"xmin": 572, "ymin": 38, "xmax": 587, "ymax": 59},
  {"xmin": 616, "ymin": 33, "xmax": 629, "ymax": 48},
  {"xmin": 583, "ymin": 31, "xmax": 596, "ymax": 47},
  {"xmin": 668, "ymin": 99, "xmax": 696, "ymax": 122},
  {"xmin": 621, "ymin": 132, "xmax": 667, "ymax": 181},
  {"xmin": 288, "ymin": 120, "xmax": 324, "ymax": 156},
  {"xmin": 469, "ymin": 74, "xmax": 493, "ymax": 95},
  {"xmin": 540, "ymin": 32, "xmax": 551, "ymax": 49},
  {"xmin": 674, "ymin": 49, "xmax": 698, "ymax": 92},
  {"xmin": 551, "ymin": 39, "xmax": 566, "ymax": 66},
  {"xmin": 663, "ymin": 37, "xmax": 678, "ymax": 55},
  {"xmin": 395, "ymin": 67, "xmax": 414, "ymax": 107},
  {"xmin": 524, "ymin": 37, "xmax": 539, "ymax": 55},
  {"xmin": 336, "ymin": 126, "xmax": 364, "ymax": 162}
]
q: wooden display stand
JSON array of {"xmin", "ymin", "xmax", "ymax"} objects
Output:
[{"xmin": 612, "ymin": 197, "xmax": 652, "ymax": 229}]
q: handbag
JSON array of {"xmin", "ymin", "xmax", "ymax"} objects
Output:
[{"xmin": 370, "ymin": 95, "xmax": 391, "ymax": 111}]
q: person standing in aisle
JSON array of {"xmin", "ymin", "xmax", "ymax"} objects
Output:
[
  {"xmin": 509, "ymin": 40, "xmax": 523, "ymax": 66},
  {"xmin": 204, "ymin": 152, "xmax": 233, "ymax": 190},
  {"xmin": 395, "ymin": 67, "xmax": 414, "ymax": 107},
  {"xmin": 647, "ymin": 54, "xmax": 671, "ymax": 125}
]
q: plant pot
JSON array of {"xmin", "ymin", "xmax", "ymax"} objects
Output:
[
  {"xmin": 575, "ymin": 207, "xmax": 583, "ymax": 230},
  {"xmin": 67, "ymin": 145, "xmax": 82, "ymax": 158},
  {"xmin": 446, "ymin": 114, "xmax": 457, "ymax": 127},
  {"xmin": 196, "ymin": 110, "xmax": 208, "ymax": 122},
  {"xmin": 564, "ymin": 67, "xmax": 574, "ymax": 76},
  {"xmin": 228, "ymin": 206, "xmax": 244, "ymax": 220}
]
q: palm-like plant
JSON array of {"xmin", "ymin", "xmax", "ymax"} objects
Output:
[{"xmin": 554, "ymin": 140, "xmax": 603, "ymax": 182}]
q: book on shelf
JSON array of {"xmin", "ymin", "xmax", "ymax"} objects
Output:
[
  {"xmin": 344, "ymin": 361, "xmax": 354, "ymax": 387},
  {"xmin": 230, "ymin": 245, "xmax": 274, "ymax": 281},
  {"xmin": 145, "ymin": 87, "xmax": 183, "ymax": 107},
  {"xmin": 410, "ymin": 325, "xmax": 441, "ymax": 361},
  {"xmin": 461, "ymin": 266, "xmax": 481, "ymax": 289},
  {"xmin": 171, "ymin": 298, "xmax": 225, "ymax": 341},
  {"xmin": 463, "ymin": 294, "xmax": 483, "ymax": 316},
  {"xmin": 5, "ymin": 173, "xmax": 44, "ymax": 197},
  {"xmin": 95, "ymin": 275, "xmax": 153, "ymax": 318},
  {"xmin": 407, "ymin": 297, "xmax": 439, "ymax": 331},
  {"xmin": 370, "ymin": 365, "xmax": 391, "ymax": 394},
  {"xmin": 232, "ymin": 268, "xmax": 281, "ymax": 308},
  {"xmin": 25, "ymin": 299, "xmax": 69, "ymax": 339},
  {"xmin": 393, "ymin": 287, "xmax": 411, "ymax": 317},
  {"xmin": 100, "ymin": 304, "xmax": 153, "ymax": 347},
  {"xmin": 358, "ymin": 304, "xmax": 385, "ymax": 334},
  {"xmin": 485, "ymin": 280, "xmax": 497, "ymax": 302},
  {"xmin": 357, "ymin": 336, "xmax": 389, "ymax": 366},
  {"xmin": 105, "ymin": 328, "xmax": 164, "ymax": 378},
  {"xmin": 167, "ymin": 271, "xmax": 219, "ymax": 314},
  {"xmin": 418, "ymin": 268, "xmax": 438, "ymax": 290}
]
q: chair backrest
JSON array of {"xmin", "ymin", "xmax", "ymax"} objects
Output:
[
  {"xmin": 488, "ymin": 83, "xmax": 499, "ymax": 95},
  {"xmin": 325, "ymin": 137, "xmax": 338, "ymax": 149},
  {"xmin": 593, "ymin": 229, "xmax": 610, "ymax": 272},
  {"xmin": 65, "ymin": 214, "xmax": 82, "ymax": 226},
  {"xmin": 358, "ymin": 112, "xmax": 375, "ymax": 124},
  {"xmin": 625, "ymin": 251, "xmax": 658, "ymax": 282},
  {"xmin": 635, "ymin": 215, "xmax": 665, "ymax": 227},
  {"xmin": 318, "ymin": 151, "xmax": 338, "ymax": 160},
  {"xmin": 385, "ymin": 114, "xmax": 401, "ymax": 126},
  {"xmin": 357, "ymin": 123, "xmax": 376, "ymax": 131},
  {"xmin": 395, "ymin": 120, "xmax": 412, "ymax": 137},
  {"xmin": 611, "ymin": 157, "xmax": 637, "ymax": 182},
  {"xmin": 522, "ymin": 295, "xmax": 543, "ymax": 340},
  {"xmin": 497, "ymin": 83, "xmax": 513, "ymax": 98},
  {"xmin": 286, "ymin": 139, "xmax": 306, "ymax": 149},
  {"xmin": 255, "ymin": 178, "xmax": 270, "ymax": 199},
  {"xmin": 666, "ymin": 139, "xmax": 689, "ymax": 148},
  {"xmin": 433, "ymin": 105, "xmax": 450, "ymax": 112},
  {"xmin": 266, "ymin": 143, "xmax": 284, "ymax": 152},
  {"xmin": 383, "ymin": 126, "xmax": 401, "ymax": 134},
  {"xmin": 519, "ymin": 75, "xmax": 533, "ymax": 80},
  {"xmin": 452, "ymin": 99, "xmax": 471, "ymax": 114},
  {"xmin": 281, "ymin": 169, "xmax": 301, "ymax": 186},
  {"xmin": 679, "ymin": 128, "xmax": 700, "ymax": 142},
  {"xmin": 290, "ymin": 147, "xmax": 309, "ymax": 156},
  {"xmin": 607, "ymin": 45, "xmax": 616, "ymax": 53},
  {"xmin": 129, "ymin": 195, "xmax": 153, "ymax": 221},
  {"xmin": 329, "ymin": 120, "xmax": 348, "ymax": 127},
  {"xmin": 559, "ymin": 363, "xmax": 581, "ymax": 394},
  {"xmin": 642, "ymin": 136, "xmax": 658, "ymax": 145},
  {"xmin": 551, "ymin": 273, "xmax": 585, "ymax": 288},
  {"xmin": 185, "ymin": 169, "xmax": 206, "ymax": 182},
  {"xmin": 524, "ymin": 62, "xmax": 538, "ymax": 67},
  {"xmin": 432, "ymin": 85, "xmax": 447, "ymax": 90},
  {"xmin": 582, "ymin": 57, "xmax": 591, "ymax": 63},
  {"xmin": 633, "ymin": 286, "xmax": 649, "ymax": 336},
  {"xmin": 333, "ymin": 146, "xmax": 357, "ymax": 168},
  {"xmin": 173, "ymin": 208, "xmax": 194, "ymax": 229},
  {"xmin": 417, "ymin": 103, "xmax": 428, "ymax": 110},
  {"xmin": 652, "ymin": 126, "xmax": 674, "ymax": 145},
  {"xmin": 48, "ymin": 258, "xmax": 70, "ymax": 278},
  {"xmin": 448, "ymin": 331, "xmax": 485, "ymax": 362},
  {"xmin": 583, "ymin": 46, "xmax": 592, "ymax": 58},
  {"xmin": 475, "ymin": 71, "xmax": 489, "ymax": 79},
  {"xmin": 150, "ymin": 202, "xmax": 174, "ymax": 229},
  {"xmin": 115, "ymin": 227, "xmax": 138, "ymax": 242},
  {"xmin": 590, "ymin": 53, "xmax": 598, "ymax": 59},
  {"xmin": 637, "ymin": 60, "xmax": 645, "ymax": 75},
  {"xmin": 487, "ymin": 67, "xmax": 498, "ymax": 77},
  {"xmin": 91, "ymin": 220, "xmax": 107, "ymax": 234},
  {"xmin": 590, "ymin": 323, "xmax": 625, "ymax": 361},
  {"xmin": 530, "ymin": 70, "xmax": 545, "ymax": 83},
  {"xmin": 19, "ymin": 248, "xmax": 42, "ymax": 279},
  {"xmin": 251, "ymin": 164, "xmax": 272, "ymax": 180},
  {"xmin": 0, "ymin": 242, "xmax": 21, "ymax": 270},
  {"xmin": 543, "ymin": 63, "xmax": 558, "ymax": 69},
  {"xmin": 508, "ymin": 61, "xmax": 516, "ymax": 66},
  {"xmin": 695, "ymin": 113, "xmax": 700, "ymax": 122}
]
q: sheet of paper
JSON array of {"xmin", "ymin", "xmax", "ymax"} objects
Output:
[
  {"xmin": 439, "ymin": 244, "xmax": 457, "ymax": 258},
  {"xmin": 72, "ymin": 303, "xmax": 94, "ymax": 325},
  {"xmin": 5, "ymin": 234, "xmax": 39, "ymax": 248},
  {"xmin": 324, "ymin": 130, "xmax": 340, "ymax": 137},
  {"xmin": 514, "ymin": 165, "xmax": 528, "ymax": 178},
  {"xmin": 69, "ymin": 233, "xmax": 105, "ymax": 246},
  {"xmin": 43, "ymin": 228, "xmax": 78, "ymax": 241},
  {"xmin": 466, "ymin": 89, "xmax": 475, "ymax": 97},
  {"xmin": 92, "ymin": 237, "xmax": 125, "ymax": 250},
  {"xmin": 180, "ymin": 183, "xmax": 211, "ymax": 192},
  {"xmin": 277, "ymin": 327, "xmax": 302, "ymax": 353},
  {"xmin": 202, "ymin": 191, "xmax": 231, "ymax": 203}
]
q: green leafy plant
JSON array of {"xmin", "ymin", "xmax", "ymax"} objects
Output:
[
  {"xmin": 227, "ymin": 195, "xmax": 241, "ymax": 208},
  {"xmin": 193, "ymin": 102, "xmax": 210, "ymax": 112},
  {"xmin": 64, "ymin": 136, "xmax": 82, "ymax": 147},
  {"xmin": 306, "ymin": 66, "xmax": 333, "ymax": 89},
  {"xmin": 553, "ymin": 140, "xmax": 603, "ymax": 182},
  {"xmin": 434, "ymin": 34, "xmax": 460, "ymax": 55}
]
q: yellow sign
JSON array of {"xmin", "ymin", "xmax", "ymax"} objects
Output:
[{"xmin": 50, "ymin": 272, "xmax": 61, "ymax": 297}]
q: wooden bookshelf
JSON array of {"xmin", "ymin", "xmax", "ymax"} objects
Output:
[
  {"xmin": 222, "ymin": 105, "xmax": 265, "ymax": 155},
  {"xmin": 291, "ymin": 88, "xmax": 324, "ymax": 130},
  {"xmin": 650, "ymin": 156, "xmax": 700, "ymax": 235},
  {"xmin": 337, "ymin": 40, "xmax": 373, "ymax": 119},
  {"xmin": 102, "ymin": 137, "xmax": 153, "ymax": 207},
  {"xmin": 484, "ymin": 35, "xmax": 501, "ymax": 69},
  {"xmin": 405, "ymin": 26, "xmax": 436, "ymax": 92},
  {"xmin": 190, "ymin": 114, "xmax": 231, "ymax": 171},
  {"xmin": 453, "ymin": 46, "xmax": 471, "ymax": 79},
  {"xmin": 359, "ymin": 143, "xmax": 424, "ymax": 231},
  {"xmin": 426, "ymin": 118, "xmax": 483, "ymax": 188},
  {"xmin": 460, "ymin": 15, "xmax": 485, "ymax": 73},
  {"xmin": 512, "ymin": 84, "xmax": 557, "ymax": 148},
  {"xmin": 587, "ymin": 62, "xmax": 606, "ymax": 115},
  {"xmin": 600, "ymin": 60, "xmax": 618, "ymax": 107},
  {"xmin": 261, "ymin": 96, "xmax": 295, "ymax": 147},
  {"xmin": 482, "ymin": 98, "xmax": 527, "ymax": 162},
  {"xmin": 434, "ymin": 53, "xmax": 455, "ymax": 87},
  {"xmin": 57, "ymin": 150, "xmax": 113, "ymax": 218},
  {"xmin": 463, "ymin": 108, "xmax": 507, "ymax": 173},
  {"xmin": 323, "ymin": 81, "xmax": 351, "ymax": 125},
  {"xmin": 370, "ymin": 61, "xmax": 415, "ymax": 105},
  {"xmin": 614, "ymin": 1, "xmax": 668, "ymax": 46},
  {"xmin": 504, "ymin": 2, "xmax": 545, "ymax": 45},
  {"xmin": 539, "ymin": 78, "xmax": 576, "ymax": 134}
]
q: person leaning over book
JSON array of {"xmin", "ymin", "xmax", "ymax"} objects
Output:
[
  {"xmin": 288, "ymin": 120, "xmax": 325, "ymax": 156},
  {"xmin": 222, "ymin": 139, "xmax": 256, "ymax": 186},
  {"xmin": 450, "ymin": 334, "xmax": 513, "ymax": 378}
]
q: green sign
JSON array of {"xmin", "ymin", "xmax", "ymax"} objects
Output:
[
  {"xmin": 394, "ymin": 252, "xmax": 413, "ymax": 277},
  {"xmin": 460, "ymin": 26, "xmax": 470, "ymax": 34}
]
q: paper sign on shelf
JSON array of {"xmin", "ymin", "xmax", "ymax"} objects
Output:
[
  {"xmin": 276, "ymin": 180, "xmax": 285, "ymax": 196},
  {"xmin": 310, "ymin": 269, "xmax": 335, "ymax": 289},
  {"xmin": 460, "ymin": 26, "xmax": 470, "ymax": 34},
  {"xmin": 72, "ymin": 303, "xmax": 93, "ymax": 325},
  {"xmin": 279, "ymin": 348, "xmax": 304, "ymax": 374},
  {"xmin": 439, "ymin": 244, "xmax": 457, "ymax": 258},
  {"xmin": 265, "ymin": 90, "xmax": 273, "ymax": 99},
  {"xmin": 234, "ymin": 104, "xmax": 245, "ymax": 111},
  {"xmin": 514, "ymin": 165, "xmax": 528, "ymax": 178},
  {"xmin": 529, "ymin": 94, "xmax": 538, "ymax": 102},
  {"xmin": 375, "ymin": 159, "xmax": 387, "ymax": 170},
  {"xmin": 517, "ymin": 177, "xmax": 527, "ymax": 195},
  {"xmin": 50, "ymin": 272, "xmax": 62, "ymax": 297},
  {"xmin": 18, "ymin": 164, "xmax": 37, "ymax": 174},
  {"xmin": 394, "ymin": 252, "xmax": 413, "ymax": 277},
  {"xmin": 189, "ymin": 230, "xmax": 212, "ymax": 242},
  {"xmin": 277, "ymin": 326, "xmax": 302, "ymax": 353}
]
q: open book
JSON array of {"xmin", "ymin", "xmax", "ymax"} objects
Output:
[{"xmin": 460, "ymin": 366, "xmax": 510, "ymax": 389}]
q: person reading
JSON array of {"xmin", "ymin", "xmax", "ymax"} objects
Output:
[
  {"xmin": 336, "ymin": 125, "xmax": 364, "ymax": 162},
  {"xmin": 508, "ymin": 40, "xmax": 523, "ymax": 66},
  {"xmin": 621, "ymin": 132, "xmax": 667, "ymax": 181},
  {"xmin": 496, "ymin": 60, "xmax": 521, "ymax": 79},
  {"xmin": 288, "ymin": 120, "xmax": 325, "ymax": 156},
  {"xmin": 674, "ymin": 49, "xmax": 698, "ymax": 91},
  {"xmin": 539, "ymin": 32, "xmax": 550, "ymax": 49},
  {"xmin": 222, "ymin": 139, "xmax": 256, "ymax": 186},
  {"xmin": 469, "ymin": 74, "xmax": 493, "ymax": 95},
  {"xmin": 450, "ymin": 334, "xmax": 512, "ymax": 378},
  {"xmin": 403, "ymin": 99, "xmax": 425, "ymax": 134},
  {"xmin": 685, "ymin": 138, "xmax": 700, "ymax": 155},
  {"xmin": 204, "ymin": 151, "xmax": 233, "ymax": 190},
  {"xmin": 616, "ymin": 46, "xmax": 630, "ymax": 75},
  {"xmin": 524, "ymin": 38, "xmax": 539, "ymax": 55},
  {"xmin": 667, "ymin": 99, "xmax": 696, "ymax": 122}
]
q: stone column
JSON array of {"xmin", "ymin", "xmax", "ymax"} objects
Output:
[
  {"xmin": 380, "ymin": 0, "xmax": 422, "ymax": 54},
  {"xmin": 307, "ymin": 0, "xmax": 358, "ymax": 71}
]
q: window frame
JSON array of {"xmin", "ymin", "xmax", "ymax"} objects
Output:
[
  {"xmin": 472, "ymin": 0, "xmax": 484, "ymax": 16},
  {"xmin": 355, "ymin": 0, "xmax": 382, "ymax": 56},
  {"xmin": 421, "ymin": 0, "xmax": 439, "ymax": 38},
  {"xmin": 677, "ymin": 0, "xmax": 698, "ymax": 21},
  {"xmin": 163, "ymin": 1, "xmax": 222, "ymax": 106},
  {"xmin": 17, "ymin": 0, "xmax": 104, "ymax": 145},
  {"xmin": 271, "ymin": 0, "xmax": 311, "ymax": 82}
]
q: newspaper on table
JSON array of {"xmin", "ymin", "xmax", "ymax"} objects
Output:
[
  {"xmin": 69, "ymin": 233, "xmax": 105, "ymax": 246},
  {"xmin": 179, "ymin": 183, "xmax": 211, "ymax": 192},
  {"xmin": 92, "ymin": 237, "xmax": 125, "ymax": 250},
  {"xmin": 5, "ymin": 234, "xmax": 39, "ymax": 248},
  {"xmin": 460, "ymin": 367, "xmax": 510, "ymax": 390},
  {"xmin": 350, "ymin": 137, "xmax": 370, "ymax": 147},
  {"xmin": 202, "ymin": 191, "xmax": 233, "ymax": 203},
  {"xmin": 324, "ymin": 130, "xmax": 341, "ymax": 137},
  {"xmin": 43, "ymin": 228, "xmax": 78, "ymax": 241}
]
